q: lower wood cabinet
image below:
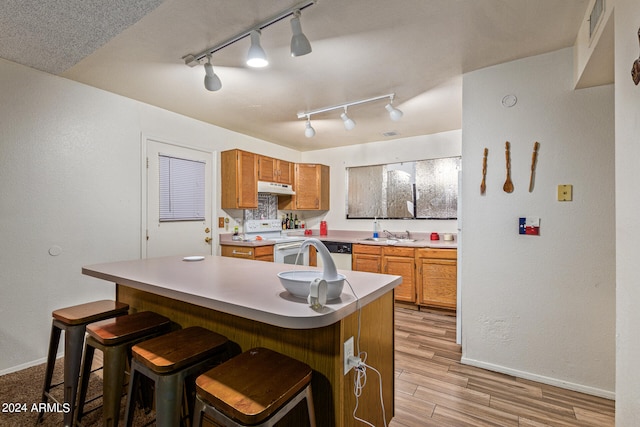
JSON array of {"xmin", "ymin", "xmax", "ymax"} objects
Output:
[
  {"xmin": 353, "ymin": 244, "xmax": 457, "ymax": 309},
  {"xmin": 415, "ymin": 248, "xmax": 457, "ymax": 309},
  {"xmin": 352, "ymin": 244, "xmax": 416, "ymax": 303},
  {"xmin": 221, "ymin": 245, "xmax": 273, "ymax": 262}
]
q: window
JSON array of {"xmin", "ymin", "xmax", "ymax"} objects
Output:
[{"xmin": 159, "ymin": 155, "xmax": 205, "ymax": 221}]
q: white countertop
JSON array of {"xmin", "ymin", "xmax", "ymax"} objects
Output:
[{"xmin": 82, "ymin": 256, "xmax": 402, "ymax": 330}]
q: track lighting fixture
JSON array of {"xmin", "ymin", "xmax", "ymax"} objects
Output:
[
  {"xmin": 304, "ymin": 116, "xmax": 316, "ymax": 138},
  {"xmin": 297, "ymin": 93, "xmax": 403, "ymax": 138},
  {"xmin": 341, "ymin": 108, "xmax": 356, "ymax": 131},
  {"xmin": 385, "ymin": 102, "xmax": 403, "ymax": 121},
  {"xmin": 203, "ymin": 56, "xmax": 222, "ymax": 91},
  {"xmin": 246, "ymin": 30, "xmax": 268, "ymax": 68},
  {"xmin": 290, "ymin": 10, "xmax": 312, "ymax": 57},
  {"xmin": 183, "ymin": 0, "xmax": 316, "ymax": 89}
]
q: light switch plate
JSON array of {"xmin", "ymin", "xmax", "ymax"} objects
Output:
[
  {"xmin": 557, "ymin": 185, "xmax": 573, "ymax": 201},
  {"xmin": 218, "ymin": 217, "xmax": 225, "ymax": 228}
]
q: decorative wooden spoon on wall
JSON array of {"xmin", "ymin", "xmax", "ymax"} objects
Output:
[
  {"xmin": 503, "ymin": 141, "xmax": 514, "ymax": 193},
  {"xmin": 529, "ymin": 141, "xmax": 540, "ymax": 192},
  {"xmin": 480, "ymin": 148, "xmax": 488, "ymax": 194}
]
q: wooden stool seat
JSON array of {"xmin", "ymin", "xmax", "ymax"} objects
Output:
[
  {"xmin": 75, "ymin": 311, "xmax": 171, "ymax": 427},
  {"xmin": 38, "ymin": 300, "xmax": 129, "ymax": 427},
  {"xmin": 132, "ymin": 326, "xmax": 229, "ymax": 373},
  {"xmin": 124, "ymin": 327, "xmax": 230, "ymax": 427},
  {"xmin": 86, "ymin": 310, "xmax": 171, "ymax": 346},
  {"xmin": 193, "ymin": 347, "xmax": 315, "ymax": 426},
  {"xmin": 52, "ymin": 299, "xmax": 129, "ymax": 325}
]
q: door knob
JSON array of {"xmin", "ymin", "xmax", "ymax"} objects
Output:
[
  {"xmin": 204, "ymin": 227, "xmax": 210, "ymax": 233},
  {"xmin": 205, "ymin": 237, "xmax": 212, "ymax": 243}
]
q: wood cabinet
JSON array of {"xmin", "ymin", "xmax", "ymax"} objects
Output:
[
  {"xmin": 353, "ymin": 245, "xmax": 456, "ymax": 308},
  {"xmin": 352, "ymin": 244, "xmax": 382, "ymax": 273},
  {"xmin": 280, "ymin": 163, "xmax": 330, "ymax": 211},
  {"xmin": 382, "ymin": 246, "xmax": 416, "ymax": 303},
  {"xmin": 221, "ymin": 245, "xmax": 273, "ymax": 262},
  {"xmin": 416, "ymin": 248, "xmax": 457, "ymax": 309},
  {"xmin": 258, "ymin": 155, "xmax": 293, "ymax": 185},
  {"xmin": 221, "ymin": 150, "xmax": 258, "ymax": 209},
  {"xmin": 352, "ymin": 245, "xmax": 416, "ymax": 303}
]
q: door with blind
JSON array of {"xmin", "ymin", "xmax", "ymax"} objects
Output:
[{"xmin": 145, "ymin": 139, "xmax": 214, "ymax": 258}]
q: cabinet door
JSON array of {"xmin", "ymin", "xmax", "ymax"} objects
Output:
[
  {"xmin": 237, "ymin": 151, "xmax": 258, "ymax": 208},
  {"xmin": 352, "ymin": 254, "xmax": 381, "ymax": 273},
  {"xmin": 294, "ymin": 164, "xmax": 329, "ymax": 210},
  {"xmin": 221, "ymin": 150, "xmax": 257, "ymax": 209},
  {"xmin": 417, "ymin": 258, "xmax": 457, "ymax": 309},
  {"xmin": 258, "ymin": 156, "xmax": 276, "ymax": 182},
  {"xmin": 383, "ymin": 254, "xmax": 416, "ymax": 303},
  {"xmin": 277, "ymin": 160, "xmax": 293, "ymax": 185}
]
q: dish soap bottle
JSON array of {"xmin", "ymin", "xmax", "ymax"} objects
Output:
[{"xmin": 373, "ymin": 217, "xmax": 379, "ymax": 238}]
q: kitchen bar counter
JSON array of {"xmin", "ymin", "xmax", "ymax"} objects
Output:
[
  {"xmin": 82, "ymin": 255, "xmax": 400, "ymax": 329},
  {"xmin": 82, "ymin": 255, "xmax": 400, "ymax": 426}
]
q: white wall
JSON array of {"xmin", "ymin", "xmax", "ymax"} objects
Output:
[
  {"xmin": 614, "ymin": 0, "xmax": 640, "ymax": 423},
  {"xmin": 0, "ymin": 58, "xmax": 299, "ymax": 373},
  {"xmin": 299, "ymin": 130, "xmax": 461, "ymax": 234},
  {"xmin": 461, "ymin": 48, "xmax": 615, "ymax": 397}
]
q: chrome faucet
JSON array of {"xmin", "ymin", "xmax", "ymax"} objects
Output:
[{"xmin": 383, "ymin": 230, "xmax": 411, "ymax": 239}]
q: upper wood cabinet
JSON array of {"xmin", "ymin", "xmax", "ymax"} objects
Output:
[
  {"xmin": 221, "ymin": 149, "xmax": 258, "ymax": 209},
  {"xmin": 258, "ymin": 156, "xmax": 293, "ymax": 185},
  {"xmin": 285, "ymin": 163, "xmax": 330, "ymax": 210}
]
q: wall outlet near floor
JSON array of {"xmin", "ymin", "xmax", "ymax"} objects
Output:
[{"xmin": 344, "ymin": 336, "xmax": 355, "ymax": 375}]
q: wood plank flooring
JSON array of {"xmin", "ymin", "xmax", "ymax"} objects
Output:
[{"xmin": 389, "ymin": 308, "xmax": 615, "ymax": 427}]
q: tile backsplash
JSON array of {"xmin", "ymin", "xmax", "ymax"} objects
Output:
[{"xmin": 245, "ymin": 193, "xmax": 278, "ymax": 220}]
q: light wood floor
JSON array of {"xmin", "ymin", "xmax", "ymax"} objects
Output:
[{"xmin": 389, "ymin": 307, "xmax": 615, "ymax": 427}]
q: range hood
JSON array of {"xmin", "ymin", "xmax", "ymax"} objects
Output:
[{"xmin": 257, "ymin": 181, "xmax": 296, "ymax": 195}]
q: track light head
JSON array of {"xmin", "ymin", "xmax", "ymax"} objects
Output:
[
  {"xmin": 204, "ymin": 56, "xmax": 222, "ymax": 91},
  {"xmin": 341, "ymin": 108, "xmax": 356, "ymax": 131},
  {"xmin": 385, "ymin": 103, "xmax": 403, "ymax": 121},
  {"xmin": 304, "ymin": 117, "xmax": 316, "ymax": 138},
  {"xmin": 290, "ymin": 10, "xmax": 312, "ymax": 57},
  {"xmin": 247, "ymin": 30, "xmax": 268, "ymax": 68}
]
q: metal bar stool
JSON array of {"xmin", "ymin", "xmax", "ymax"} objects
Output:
[
  {"xmin": 74, "ymin": 311, "xmax": 171, "ymax": 427},
  {"xmin": 123, "ymin": 326, "xmax": 230, "ymax": 427},
  {"xmin": 38, "ymin": 299, "xmax": 129, "ymax": 427},
  {"xmin": 192, "ymin": 347, "xmax": 316, "ymax": 427}
]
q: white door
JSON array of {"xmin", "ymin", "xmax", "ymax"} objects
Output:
[{"xmin": 145, "ymin": 139, "xmax": 214, "ymax": 258}]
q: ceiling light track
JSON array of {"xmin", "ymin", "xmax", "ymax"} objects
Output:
[
  {"xmin": 183, "ymin": 0, "xmax": 316, "ymax": 68},
  {"xmin": 297, "ymin": 93, "xmax": 403, "ymax": 138}
]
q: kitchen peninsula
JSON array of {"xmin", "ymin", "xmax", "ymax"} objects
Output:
[{"xmin": 82, "ymin": 255, "xmax": 401, "ymax": 427}]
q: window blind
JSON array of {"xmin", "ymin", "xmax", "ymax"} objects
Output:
[{"xmin": 159, "ymin": 154, "xmax": 205, "ymax": 221}]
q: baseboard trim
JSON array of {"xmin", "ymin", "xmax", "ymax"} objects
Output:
[
  {"xmin": 460, "ymin": 356, "xmax": 615, "ymax": 400},
  {"xmin": 0, "ymin": 353, "xmax": 61, "ymax": 377}
]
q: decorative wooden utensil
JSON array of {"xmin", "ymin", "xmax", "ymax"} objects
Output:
[
  {"xmin": 529, "ymin": 141, "xmax": 540, "ymax": 192},
  {"xmin": 480, "ymin": 148, "xmax": 488, "ymax": 194},
  {"xmin": 503, "ymin": 141, "xmax": 514, "ymax": 193}
]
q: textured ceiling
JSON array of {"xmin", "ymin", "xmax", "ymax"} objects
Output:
[{"xmin": 1, "ymin": 0, "xmax": 598, "ymax": 151}]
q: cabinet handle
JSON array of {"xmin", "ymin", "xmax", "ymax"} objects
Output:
[{"xmin": 232, "ymin": 250, "xmax": 252, "ymax": 256}]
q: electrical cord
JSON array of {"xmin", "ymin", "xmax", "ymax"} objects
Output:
[{"xmin": 344, "ymin": 278, "xmax": 388, "ymax": 427}]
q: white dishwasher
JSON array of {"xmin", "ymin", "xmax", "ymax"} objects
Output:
[{"xmin": 317, "ymin": 241, "xmax": 352, "ymax": 270}]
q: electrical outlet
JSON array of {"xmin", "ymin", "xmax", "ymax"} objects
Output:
[{"xmin": 344, "ymin": 336, "xmax": 355, "ymax": 375}]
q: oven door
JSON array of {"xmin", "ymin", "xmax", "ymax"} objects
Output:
[{"xmin": 274, "ymin": 241, "xmax": 309, "ymax": 266}]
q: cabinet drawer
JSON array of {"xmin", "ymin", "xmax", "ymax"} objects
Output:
[
  {"xmin": 383, "ymin": 246, "xmax": 414, "ymax": 258},
  {"xmin": 415, "ymin": 248, "xmax": 457, "ymax": 260},
  {"xmin": 353, "ymin": 244, "xmax": 382, "ymax": 255},
  {"xmin": 221, "ymin": 245, "xmax": 254, "ymax": 258}
]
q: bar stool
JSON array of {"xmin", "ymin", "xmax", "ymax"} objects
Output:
[
  {"xmin": 192, "ymin": 347, "xmax": 316, "ymax": 427},
  {"xmin": 74, "ymin": 311, "xmax": 171, "ymax": 427},
  {"xmin": 38, "ymin": 299, "xmax": 129, "ymax": 427},
  {"xmin": 123, "ymin": 326, "xmax": 230, "ymax": 427}
]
